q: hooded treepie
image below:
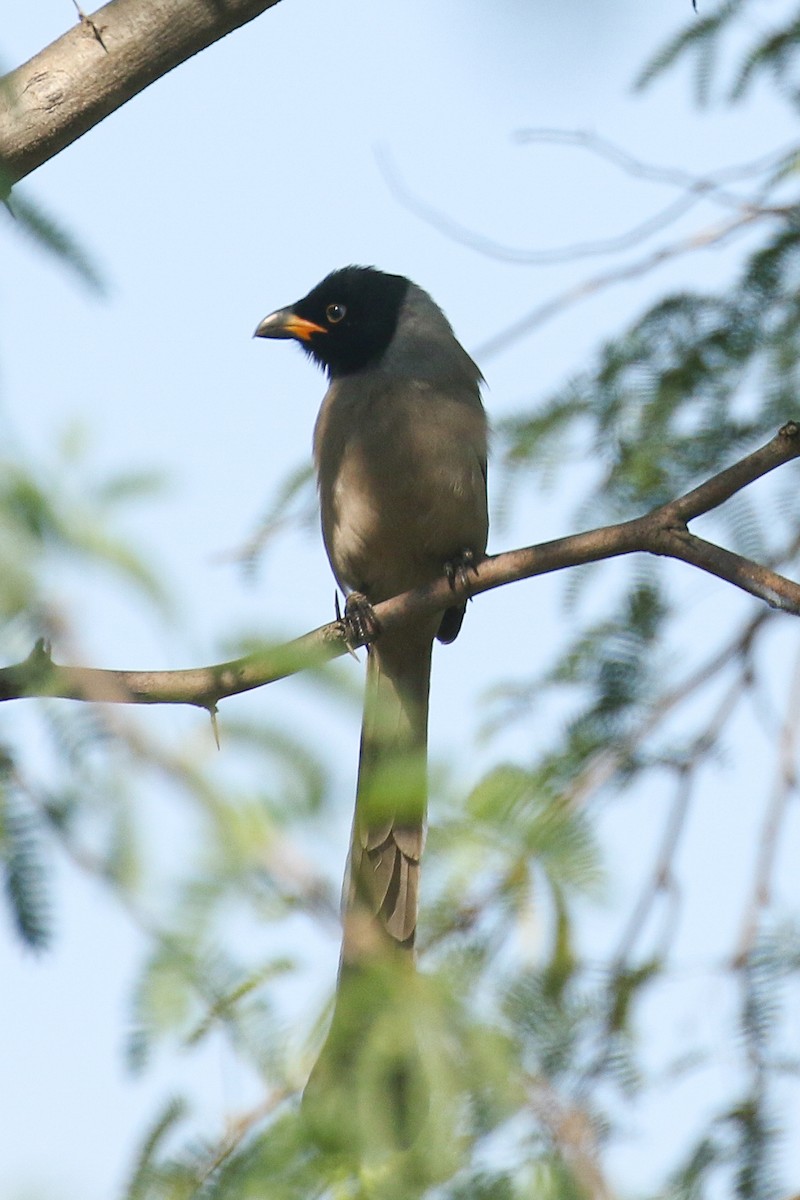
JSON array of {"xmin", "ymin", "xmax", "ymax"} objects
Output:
[{"xmin": 255, "ymin": 265, "xmax": 488, "ymax": 960}]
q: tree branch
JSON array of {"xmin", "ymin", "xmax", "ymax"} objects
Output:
[
  {"xmin": 0, "ymin": 0, "xmax": 281, "ymax": 186},
  {"xmin": 610, "ymin": 667, "xmax": 746, "ymax": 971},
  {"xmin": 379, "ymin": 129, "xmax": 779, "ymax": 269},
  {"xmin": 2, "ymin": 424, "xmax": 799, "ymax": 709}
]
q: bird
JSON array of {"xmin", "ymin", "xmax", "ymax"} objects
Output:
[
  {"xmin": 255, "ymin": 268, "xmax": 488, "ymax": 1151},
  {"xmin": 254, "ymin": 266, "xmax": 489, "ymax": 964}
]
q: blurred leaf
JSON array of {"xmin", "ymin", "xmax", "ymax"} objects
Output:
[
  {"xmin": 127, "ymin": 942, "xmax": 201, "ymax": 1071},
  {"xmin": 606, "ymin": 960, "xmax": 660, "ymax": 1035},
  {"xmin": 635, "ymin": 0, "xmax": 749, "ymax": 102},
  {"xmin": 185, "ymin": 959, "xmax": 293, "ymax": 1047},
  {"xmin": 541, "ymin": 887, "xmax": 576, "ymax": 1002},
  {"xmin": 125, "ymin": 1097, "xmax": 189, "ymax": 1200},
  {"xmin": 0, "ymin": 780, "xmax": 51, "ymax": 950},
  {"xmin": 4, "ymin": 187, "xmax": 105, "ymax": 293}
]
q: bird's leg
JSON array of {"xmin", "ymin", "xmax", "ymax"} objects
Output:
[{"xmin": 341, "ymin": 591, "xmax": 381, "ymax": 651}]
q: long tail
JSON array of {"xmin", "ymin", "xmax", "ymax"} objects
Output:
[
  {"xmin": 303, "ymin": 626, "xmax": 434, "ymax": 1148},
  {"xmin": 302, "ymin": 624, "xmax": 434, "ymax": 1147},
  {"xmin": 343, "ymin": 625, "xmax": 433, "ymax": 963}
]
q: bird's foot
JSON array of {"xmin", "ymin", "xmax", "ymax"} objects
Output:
[
  {"xmin": 444, "ymin": 548, "xmax": 479, "ymax": 593},
  {"xmin": 341, "ymin": 592, "xmax": 381, "ymax": 651}
]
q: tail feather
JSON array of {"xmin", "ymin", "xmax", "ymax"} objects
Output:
[
  {"xmin": 358, "ymin": 823, "xmax": 423, "ymax": 943},
  {"xmin": 303, "ymin": 624, "xmax": 435, "ymax": 1148},
  {"xmin": 343, "ymin": 625, "xmax": 433, "ymax": 961}
]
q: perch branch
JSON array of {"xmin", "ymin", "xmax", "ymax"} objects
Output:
[{"xmin": 1, "ymin": 424, "xmax": 799, "ymax": 709}]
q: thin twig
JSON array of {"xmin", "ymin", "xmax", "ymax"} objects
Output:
[
  {"xmin": 189, "ymin": 1092, "xmax": 289, "ymax": 1194},
  {"xmin": 612, "ymin": 669, "xmax": 747, "ymax": 968},
  {"xmin": 612, "ymin": 766, "xmax": 693, "ymax": 969},
  {"xmin": 379, "ymin": 145, "xmax": 714, "ymax": 266},
  {"xmin": 734, "ymin": 639, "xmax": 800, "ymax": 964},
  {"xmin": 528, "ymin": 1076, "xmax": 613, "ymax": 1200},
  {"xmin": 578, "ymin": 668, "xmax": 751, "ymax": 1095},
  {"xmin": 475, "ymin": 207, "xmax": 769, "ymax": 360},
  {"xmin": 379, "ymin": 131, "xmax": 795, "ymax": 274},
  {"xmin": 515, "ymin": 129, "xmax": 797, "ymax": 203},
  {"xmin": 655, "ymin": 527, "xmax": 800, "ymax": 611}
]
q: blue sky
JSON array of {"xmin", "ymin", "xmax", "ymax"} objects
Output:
[{"xmin": 3, "ymin": 1, "xmax": 800, "ymax": 1196}]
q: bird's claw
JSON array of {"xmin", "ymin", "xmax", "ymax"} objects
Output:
[{"xmin": 341, "ymin": 592, "xmax": 380, "ymax": 651}]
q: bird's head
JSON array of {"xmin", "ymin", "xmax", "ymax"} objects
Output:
[{"xmin": 254, "ymin": 265, "xmax": 410, "ymax": 378}]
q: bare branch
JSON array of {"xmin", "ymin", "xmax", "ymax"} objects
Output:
[
  {"xmin": 655, "ymin": 529, "xmax": 800, "ymax": 610},
  {"xmin": 378, "ymin": 145, "xmax": 711, "ymax": 267},
  {"xmin": 379, "ymin": 131, "xmax": 795, "ymax": 275},
  {"xmin": 612, "ymin": 670, "xmax": 747, "ymax": 969},
  {"xmin": 1, "ymin": 424, "xmax": 799, "ymax": 709},
  {"xmin": 380, "ymin": 128, "xmax": 795, "ymax": 362},
  {"xmin": 667, "ymin": 432, "xmax": 800, "ymax": 522},
  {"xmin": 528, "ymin": 1075, "xmax": 613, "ymax": 1200},
  {"xmin": 0, "ymin": 0, "xmax": 281, "ymax": 186},
  {"xmin": 514, "ymin": 129, "xmax": 797, "ymax": 205},
  {"xmin": 475, "ymin": 207, "xmax": 768, "ymax": 360},
  {"xmin": 613, "ymin": 766, "xmax": 692, "ymax": 967},
  {"xmin": 191, "ymin": 1093, "xmax": 290, "ymax": 1189}
]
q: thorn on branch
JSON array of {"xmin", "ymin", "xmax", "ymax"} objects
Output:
[
  {"xmin": 208, "ymin": 705, "xmax": 221, "ymax": 750},
  {"xmin": 71, "ymin": 0, "xmax": 108, "ymax": 51},
  {"xmin": 26, "ymin": 638, "xmax": 55, "ymax": 685},
  {"xmin": 29, "ymin": 638, "xmax": 52, "ymax": 668}
]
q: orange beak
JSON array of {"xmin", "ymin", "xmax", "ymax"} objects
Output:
[{"xmin": 253, "ymin": 308, "xmax": 327, "ymax": 342}]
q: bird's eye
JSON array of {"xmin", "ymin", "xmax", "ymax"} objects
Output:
[{"xmin": 326, "ymin": 303, "xmax": 346, "ymax": 324}]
